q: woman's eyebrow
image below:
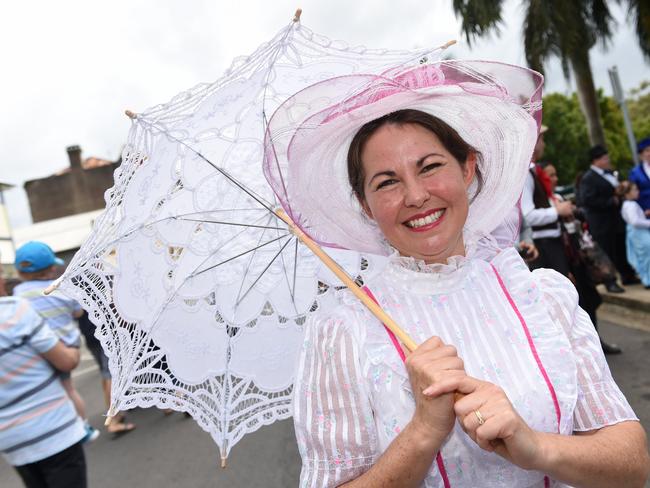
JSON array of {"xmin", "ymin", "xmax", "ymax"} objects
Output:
[
  {"xmin": 367, "ymin": 153, "xmax": 446, "ymax": 185},
  {"xmin": 415, "ymin": 152, "xmax": 445, "ymax": 167}
]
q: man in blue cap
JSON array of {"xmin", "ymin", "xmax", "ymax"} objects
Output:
[
  {"xmin": 629, "ymin": 137, "xmax": 650, "ymax": 213},
  {"xmin": 13, "ymin": 241, "xmax": 100, "ymax": 444},
  {"xmin": 0, "ymin": 289, "xmax": 88, "ymax": 487}
]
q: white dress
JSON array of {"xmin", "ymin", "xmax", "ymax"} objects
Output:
[{"xmin": 293, "ymin": 244, "xmax": 637, "ymax": 487}]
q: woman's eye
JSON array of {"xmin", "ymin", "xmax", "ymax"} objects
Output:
[
  {"xmin": 376, "ymin": 179, "xmax": 398, "ymax": 189},
  {"xmin": 421, "ymin": 162, "xmax": 442, "ymax": 173}
]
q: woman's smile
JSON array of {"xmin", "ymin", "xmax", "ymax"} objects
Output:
[{"xmin": 403, "ymin": 208, "xmax": 446, "ymax": 231}]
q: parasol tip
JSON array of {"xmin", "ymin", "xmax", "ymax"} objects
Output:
[
  {"xmin": 293, "ymin": 8, "xmax": 302, "ymax": 22},
  {"xmin": 43, "ymin": 276, "xmax": 63, "ymax": 295},
  {"xmin": 220, "ymin": 455, "xmax": 227, "ymax": 469},
  {"xmin": 441, "ymin": 39, "xmax": 457, "ymax": 50},
  {"xmin": 125, "ymin": 109, "xmax": 137, "ymax": 119},
  {"xmin": 104, "ymin": 405, "xmax": 117, "ymax": 426},
  {"xmin": 43, "ymin": 283, "xmax": 58, "ymax": 295}
]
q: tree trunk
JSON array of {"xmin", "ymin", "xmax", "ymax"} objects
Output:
[{"xmin": 570, "ymin": 48, "xmax": 606, "ymax": 146}]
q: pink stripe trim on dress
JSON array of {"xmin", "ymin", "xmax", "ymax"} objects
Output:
[
  {"xmin": 362, "ymin": 285, "xmax": 452, "ymax": 488},
  {"xmin": 490, "ymin": 264, "xmax": 561, "ymax": 488},
  {"xmin": 489, "ymin": 264, "xmax": 562, "ymax": 425}
]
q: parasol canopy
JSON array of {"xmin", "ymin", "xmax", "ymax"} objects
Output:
[{"xmin": 52, "ymin": 12, "xmax": 446, "ymax": 462}]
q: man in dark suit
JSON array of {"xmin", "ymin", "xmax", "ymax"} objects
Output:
[{"xmin": 579, "ymin": 145, "xmax": 639, "ymax": 291}]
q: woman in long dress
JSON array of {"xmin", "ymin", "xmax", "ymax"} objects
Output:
[{"xmin": 266, "ymin": 60, "xmax": 649, "ymax": 487}]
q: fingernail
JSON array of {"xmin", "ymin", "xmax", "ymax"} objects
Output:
[{"xmin": 422, "ymin": 387, "xmax": 435, "ymax": 396}]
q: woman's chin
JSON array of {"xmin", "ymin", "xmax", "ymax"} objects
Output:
[{"xmin": 394, "ymin": 233, "xmax": 464, "ymax": 264}]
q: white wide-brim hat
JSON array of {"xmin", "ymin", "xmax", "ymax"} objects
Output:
[{"xmin": 263, "ymin": 60, "xmax": 543, "ymax": 255}]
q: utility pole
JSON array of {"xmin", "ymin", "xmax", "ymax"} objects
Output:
[{"xmin": 608, "ymin": 66, "xmax": 639, "ymax": 165}]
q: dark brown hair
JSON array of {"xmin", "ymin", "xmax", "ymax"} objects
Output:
[
  {"xmin": 347, "ymin": 109, "xmax": 483, "ymax": 201},
  {"xmin": 16, "ymin": 265, "xmax": 56, "ymax": 282},
  {"xmin": 616, "ymin": 180, "xmax": 636, "ymax": 199}
]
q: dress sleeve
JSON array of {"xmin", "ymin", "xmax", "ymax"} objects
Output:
[
  {"xmin": 521, "ymin": 172, "xmax": 559, "ymax": 227},
  {"xmin": 293, "ymin": 311, "xmax": 378, "ymax": 487},
  {"xmin": 621, "ymin": 201, "xmax": 650, "ymax": 228},
  {"xmin": 534, "ymin": 269, "xmax": 638, "ymax": 431}
]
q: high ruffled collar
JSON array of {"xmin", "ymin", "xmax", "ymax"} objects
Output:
[{"xmin": 378, "ymin": 232, "xmax": 500, "ymax": 295}]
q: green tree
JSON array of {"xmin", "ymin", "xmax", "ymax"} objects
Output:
[
  {"xmin": 541, "ymin": 93, "xmax": 589, "ymax": 183},
  {"xmin": 452, "ymin": 0, "xmax": 650, "ymax": 146},
  {"xmin": 541, "ymin": 90, "xmax": 636, "ymax": 184}
]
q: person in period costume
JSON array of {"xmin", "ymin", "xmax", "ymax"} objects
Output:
[
  {"xmin": 521, "ymin": 126, "xmax": 574, "ymax": 276},
  {"xmin": 629, "ymin": 137, "xmax": 650, "ymax": 213},
  {"xmin": 618, "ymin": 181, "xmax": 650, "ymax": 288},
  {"xmin": 578, "ymin": 145, "xmax": 639, "ymax": 288},
  {"xmin": 541, "ymin": 162, "xmax": 619, "ymax": 354},
  {"xmin": 269, "ymin": 61, "xmax": 649, "ymax": 487}
]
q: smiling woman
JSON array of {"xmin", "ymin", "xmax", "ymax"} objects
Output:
[{"xmin": 264, "ymin": 59, "xmax": 650, "ymax": 488}]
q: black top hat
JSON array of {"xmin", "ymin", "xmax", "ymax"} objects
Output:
[{"xmin": 588, "ymin": 144, "xmax": 608, "ymax": 162}]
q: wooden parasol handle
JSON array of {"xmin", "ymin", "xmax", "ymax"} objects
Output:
[{"xmin": 274, "ymin": 208, "xmax": 417, "ymax": 352}]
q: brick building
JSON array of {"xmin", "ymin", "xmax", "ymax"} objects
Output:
[{"xmin": 24, "ymin": 145, "xmax": 120, "ymax": 223}]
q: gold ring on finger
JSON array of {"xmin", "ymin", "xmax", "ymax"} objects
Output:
[{"xmin": 474, "ymin": 409, "xmax": 485, "ymax": 426}]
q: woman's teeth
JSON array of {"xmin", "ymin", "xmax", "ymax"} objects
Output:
[{"xmin": 406, "ymin": 209, "xmax": 444, "ymax": 228}]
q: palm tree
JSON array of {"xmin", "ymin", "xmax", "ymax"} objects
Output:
[{"xmin": 452, "ymin": 0, "xmax": 650, "ymax": 146}]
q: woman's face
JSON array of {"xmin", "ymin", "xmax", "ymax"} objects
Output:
[
  {"xmin": 359, "ymin": 123, "xmax": 475, "ymax": 264},
  {"xmin": 628, "ymin": 184, "xmax": 640, "ymax": 200},
  {"xmin": 543, "ymin": 164, "xmax": 558, "ymax": 190}
]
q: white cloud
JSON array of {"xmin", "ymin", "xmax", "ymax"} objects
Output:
[{"xmin": 1, "ymin": 0, "xmax": 647, "ymax": 228}]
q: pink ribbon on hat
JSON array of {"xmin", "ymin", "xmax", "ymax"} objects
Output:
[{"xmin": 322, "ymin": 63, "xmax": 512, "ymax": 125}]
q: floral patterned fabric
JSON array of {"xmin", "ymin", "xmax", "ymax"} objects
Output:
[{"xmin": 293, "ymin": 245, "xmax": 637, "ymax": 487}]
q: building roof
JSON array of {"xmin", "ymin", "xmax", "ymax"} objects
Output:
[
  {"xmin": 53, "ymin": 157, "xmax": 115, "ymax": 176},
  {"xmin": 1, "ymin": 209, "xmax": 104, "ymax": 264}
]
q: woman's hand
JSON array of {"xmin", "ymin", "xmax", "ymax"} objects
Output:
[
  {"xmin": 452, "ymin": 376, "xmax": 543, "ymax": 470},
  {"xmin": 517, "ymin": 241, "xmax": 539, "ymax": 262},
  {"xmin": 404, "ymin": 336, "xmax": 466, "ymax": 443}
]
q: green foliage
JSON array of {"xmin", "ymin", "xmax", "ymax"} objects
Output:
[
  {"xmin": 541, "ymin": 93, "xmax": 590, "ymax": 184},
  {"xmin": 542, "ymin": 81, "xmax": 650, "ymax": 185}
]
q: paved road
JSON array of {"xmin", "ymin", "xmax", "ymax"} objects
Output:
[{"xmin": 2, "ymin": 319, "xmax": 649, "ymax": 487}]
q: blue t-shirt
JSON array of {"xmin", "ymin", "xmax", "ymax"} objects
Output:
[
  {"xmin": 13, "ymin": 280, "xmax": 82, "ymax": 347},
  {"xmin": 0, "ymin": 297, "xmax": 85, "ymax": 466}
]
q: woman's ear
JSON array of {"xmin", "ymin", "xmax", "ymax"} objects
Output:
[{"xmin": 463, "ymin": 152, "xmax": 477, "ymax": 189}]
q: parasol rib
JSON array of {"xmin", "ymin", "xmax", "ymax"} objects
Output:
[
  {"xmin": 191, "ymin": 233, "xmax": 291, "ymax": 278},
  {"xmin": 138, "ymin": 115, "xmax": 278, "ymax": 216},
  {"xmin": 235, "ymin": 236, "xmax": 295, "ymax": 307},
  {"xmin": 233, "ymin": 213, "xmax": 278, "ymax": 306},
  {"xmin": 178, "ymin": 218, "xmax": 287, "ymax": 231}
]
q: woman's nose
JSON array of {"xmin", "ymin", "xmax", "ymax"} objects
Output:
[{"xmin": 403, "ymin": 181, "xmax": 429, "ymax": 207}]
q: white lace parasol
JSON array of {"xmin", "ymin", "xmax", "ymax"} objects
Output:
[{"xmin": 53, "ymin": 13, "xmax": 445, "ymax": 462}]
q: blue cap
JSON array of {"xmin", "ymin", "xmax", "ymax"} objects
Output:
[
  {"xmin": 638, "ymin": 137, "xmax": 650, "ymax": 153},
  {"xmin": 14, "ymin": 241, "xmax": 64, "ymax": 273}
]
